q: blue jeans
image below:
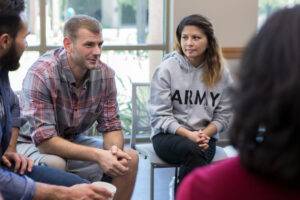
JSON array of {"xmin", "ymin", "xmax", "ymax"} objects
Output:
[{"xmin": 25, "ymin": 165, "xmax": 89, "ymax": 186}]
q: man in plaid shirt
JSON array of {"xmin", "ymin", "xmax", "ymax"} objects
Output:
[{"xmin": 17, "ymin": 15, "xmax": 138, "ymax": 200}]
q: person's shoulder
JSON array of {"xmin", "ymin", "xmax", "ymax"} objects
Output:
[
  {"xmin": 94, "ymin": 61, "xmax": 115, "ymax": 78},
  {"xmin": 191, "ymin": 157, "xmax": 241, "ymax": 182},
  {"xmin": 98, "ymin": 61, "xmax": 113, "ymax": 71},
  {"xmin": 215, "ymin": 64, "xmax": 234, "ymax": 88},
  {"xmin": 29, "ymin": 48, "xmax": 62, "ymax": 76},
  {"xmin": 153, "ymin": 51, "xmax": 185, "ymax": 77},
  {"xmin": 159, "ymin": 51, "xmax": 183, "ymax": 68},
  {"xmin": 177, "ymin": 157, "xmax": 241, "ymax": 199}
]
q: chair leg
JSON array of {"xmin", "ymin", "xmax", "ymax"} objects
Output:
[
  {"xmin": 174, "ymin": 167, "xmax": 178, "ymax": 196},
  {"xmin": 150, "ymin": 164, "xmax": 154, "ymax": 200}
]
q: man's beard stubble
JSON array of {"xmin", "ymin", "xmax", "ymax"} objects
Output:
[{"xmin": 0, "ymin": 41, "xmax": 21, "ymax": 71}]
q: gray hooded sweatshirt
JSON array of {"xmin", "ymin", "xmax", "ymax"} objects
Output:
[{"xmin": 149, "ymin": 51, "xmax": 233, "ymax": 139}]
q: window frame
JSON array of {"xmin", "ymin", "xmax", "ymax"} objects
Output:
[{"xmin": 26, "ymin": 0, "xmax": 171, "ymax": 55}]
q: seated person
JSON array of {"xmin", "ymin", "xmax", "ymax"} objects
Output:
[
  {"xmin": 0, "ymin": 1, "xmax": 111, "ymax": 199},
  {"xmin": 17, "ymin": 14, "xmax": 138, "ymax": 200},
  {"xmin": 177, "ymin": 5, "xmax": 300, "ymax": 200},
  {"xmin": 149, "ymin": 14, "xmax": 233, "ymax": 183}
]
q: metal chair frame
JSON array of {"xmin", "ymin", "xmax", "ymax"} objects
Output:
[{"xmin": 130, "ymin": 82, "xmax": 179, "ymax": 200}]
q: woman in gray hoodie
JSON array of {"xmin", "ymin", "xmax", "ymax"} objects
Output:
[{"xmin": 150, "ymin": 14, "xmax": 233, "ymax": 183}]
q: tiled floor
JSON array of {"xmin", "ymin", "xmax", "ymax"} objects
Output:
[
  {"xmin": 129, "ymin": 146, "xmax": 237, "ymax": 200},
  {"xmin": 131, "ymin": 155, "xmax": 176, "ymax": 200}
]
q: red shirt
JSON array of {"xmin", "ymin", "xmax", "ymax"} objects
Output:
[{"xmin": 177, "ymin": 157, "xmax": 300, "ymax": 200}]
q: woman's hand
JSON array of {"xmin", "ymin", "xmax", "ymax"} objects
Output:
[
  {"xmin": 197, "ymin": 130, "xmax": 210, "ymax": 150},
  {"xmin": 186, "ymin": 131, "xmax": 202, "ymax": 143},
  {"xmin": 177, "ymin": 127, "xmax": 211, "ymax": 150}
]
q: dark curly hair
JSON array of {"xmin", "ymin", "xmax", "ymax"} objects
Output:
[
  {"xmin": 175, "ymin": 14, "xmax": 222, "ymax": 87},
  {"xmin": 230, "ymin": 5, "xmax": 300, "ymax": 187},
  {"xmin": 0, "ymin": 0, "xmax": 25, "ymax": 38}
]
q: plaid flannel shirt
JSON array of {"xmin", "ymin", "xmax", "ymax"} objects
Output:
[{"xmin": 20, "ymin": 48, "xmax": 122, "ymax": 145}]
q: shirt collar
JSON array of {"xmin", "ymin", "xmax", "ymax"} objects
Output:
[{"xmin": 58, "ymin": 48, "xmax": 91, "ymax": 88}]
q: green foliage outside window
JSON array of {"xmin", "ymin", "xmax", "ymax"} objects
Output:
[
  {"xmin": 258, "ymin": 0, "xmax": 300, "ymax": 28},
  {"xmin": 259, "ymin": 0, "xmax": 300, "ymax": 16},
  {"xmin": 88, "ymin": 76, "xmax": 149, "ymax": 137},
  {"xmin": 117, "ymin": 0, "xmax": 137, "ymax": 10}
]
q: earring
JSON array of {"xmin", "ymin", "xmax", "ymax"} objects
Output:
[{"xmin": 1, "ymin": 44, "xmax": 7, "ymax": 50}]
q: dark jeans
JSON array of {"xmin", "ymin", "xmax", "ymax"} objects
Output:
[
  {"xmin": 152, "ymin": 133, "xmax": 216, "ymax": 183},
  {"xmin": 26, "ymin": 165, "xmax": 89, "ymax": 186}
]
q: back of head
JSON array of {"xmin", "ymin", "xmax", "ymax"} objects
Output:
[
  {"xmin": 63, "ymin": 14, "xmax": 102, "ymax": 41},
  {"xmin": 0, "ymin": 0, "xmax": 25, "ymax": 38},
  {"xmin": 230, "ymin": 5, "xmax": 300, "ymax": 187}
]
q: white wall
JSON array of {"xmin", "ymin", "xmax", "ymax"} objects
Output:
[
  {"xmin": 170, "ymin": 0, "xmax": 258, "ymax": 48},
  {"xmin": 160, "ymin": 0, "xmax": 259, "ymax": 77}
]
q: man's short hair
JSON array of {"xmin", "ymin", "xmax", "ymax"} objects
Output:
[
  {"xmin": 0, "ymin": 0, "xmax": 25, "ymax": 38},
  {"xmin": 63, "ymin": 15, "xmax": 102, "ymax": 41}
]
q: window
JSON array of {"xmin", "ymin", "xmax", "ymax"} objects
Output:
[
  {"xmin": 258, "ymin": 0, "xmax": 300, "ymax": 28},
  {"xmin": 45, "ymin": 0, "xmax": 164, "ymax": 46},
  {"xmin": 11, "ymin": 0, "xmax": 170, "ymax": 135}
]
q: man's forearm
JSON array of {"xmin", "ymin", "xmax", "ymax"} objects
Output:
[
  {"xmin": 7, "ymin": 127, "xmax": 19, "ymax": 150},
  {"xmin": 33, "ymin": 183, "xmax": 66, "ymax": 200},
  {"xmin": 37, "ymin": 136, "xmax": 103, "ymax": 162},
  {"xmin": 103, "ymin": 130, "xmax": 124, "ymax": 150}
]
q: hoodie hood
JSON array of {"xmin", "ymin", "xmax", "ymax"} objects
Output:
[{"xmin": 163, "ymin": 51, "xmax": 205, "ymax": 73}]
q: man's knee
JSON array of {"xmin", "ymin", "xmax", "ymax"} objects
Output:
[
  {"xmin": 40, "ymin": 155, "xmax": 67, "ymax": 170},
  {"xmin": 17, "ymin": 142, "xmax": 67, "ymax": 170},
  {"xmin": 124, "ymin": 149, "xmax": 139, "ymax": 169},
  {"xmin": 67, "ymin": 162, "xmax": 103, "ymax": 182}
]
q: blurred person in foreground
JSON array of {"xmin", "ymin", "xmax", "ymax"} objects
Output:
[{"xmin": 177, "ymin": 5, "xmax": 300, "ymax": 200}]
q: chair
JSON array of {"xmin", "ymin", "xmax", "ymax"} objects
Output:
[
  {"xmin": 130, "ymin": 82, "xmax": 230, "ymax": 200},
  {"xmin": 130, "ymin": 82, "xmax": 180, "ymax": 200}
]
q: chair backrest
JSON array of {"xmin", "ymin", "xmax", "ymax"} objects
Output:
[{"xmin": 130, "ymin": 82, "xmax": 151, "ymax": 149}]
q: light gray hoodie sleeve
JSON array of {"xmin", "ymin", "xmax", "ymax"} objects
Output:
[
  {"xmin": 149, "ymin": 62, "xmax": 182, "ymax": 137},
  {"xmin": 211, "ymin": 67, "xmax": 234, "ymax": 133}
]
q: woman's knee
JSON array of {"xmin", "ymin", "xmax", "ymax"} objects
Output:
[{"xmin": 184, "ymin": 144, "xmax": 216, "ymax": 167}]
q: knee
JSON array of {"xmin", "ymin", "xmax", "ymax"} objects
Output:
[
  {"xmin": 182, "ymin": 147, "xmax": 205, "ymax": 162},
  {"xmin": 125, "ymin": 149, "xmax": 139, "ymax": 169},
  {"xmin": 41, "ymin": 155, "xmax": 67, "ymax": 171}
]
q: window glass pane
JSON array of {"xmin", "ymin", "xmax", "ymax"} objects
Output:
[
  {"xmin": 25, "ymin": 0, "xmax": 40, "ymax": 46},
  {"xmin": 101, "ymin": 50, "xmax": 163, "ymax": 134},
  {"xmin": 258, "ymin": 0, "xmax": 300, "ymax": 28},
  {"xmin": 9, "ymin": 51, "xmax": 39, "ymax": 91},
  {"xmin": 46, "ymin": 0, "xmax": 164, "ymax": 45}
]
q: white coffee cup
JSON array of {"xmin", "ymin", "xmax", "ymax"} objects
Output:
[{"xmin": 92, "ymin": 181, "xmax": 117, "ymax": 200}]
